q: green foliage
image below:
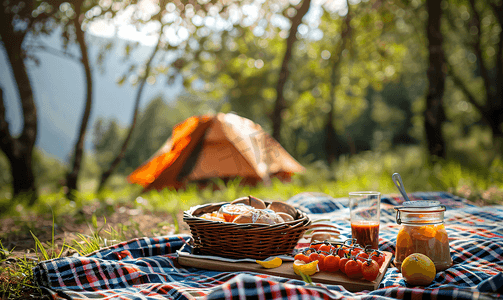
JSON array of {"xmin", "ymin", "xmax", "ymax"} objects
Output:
[
  {"xmin": 180, "ymin": 24, "xmax": 284, "ymax": 127},
  {"xmin": 93, "ymin": 118, "xmax": 126, "ymax": 168},
  {"xmin": 299, "ymin": 270, "xmax": 315, "ymax": 286},
  {"xmin": 34, "ymin": 213, "xmax": 65, "ymax": 261},
  {"xmin": 71, "ymin": 216, "xmax": 129, "ymax": 256},
  {"xmin": 441, "ymin": 0, "xmax": 503, "ymax": 156},
  {"xmin": 1, "ymin": 212, "xmax": 71, "ymax": 299},
  {"xmin": 0, "ymin": 241, "xmax": 41, "ymax": 299},
  {"xmin": 0, "ymin": 215, "xmax": 131, "ymax": 299}
]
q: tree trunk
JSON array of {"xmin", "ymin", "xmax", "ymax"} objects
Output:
[
  {"xmin": 271, "ymin": 0, "xmax": 311, "ymax": 143},
  {"xmin": 0, "ymin": 88, "xmax": 37, "ymax": 204},
  {"xmin": 324, "ymin": 0, "xmax": 351, "ymax": 165},
  {"xmin": 488, "ymin": 111, "xmax": 503, "ymax": 157},
  {"xmin": 324, "ymin": 107, "xmax": 338, "ymax": 164},
  {"xmin": 97, "ymin": 28, "xmax": 163, "ymax": 192},
  {"xmin": 0, "ymin": 11, "xmax": 38, "ymax": 202},
  {"xmin": 66, "ymin": 12, "xmax": 93, "ymax": 199},
  {"xmin": 424, "ymin": 0, "xmax": 446, "ymax": 159}
]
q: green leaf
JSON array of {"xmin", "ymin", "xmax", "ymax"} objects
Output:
[
  {"xmin": 30, "ymin": 231, "xmax": 49, "ymax": 261},
  {"xmin": 299, "ymin": 270, "xmax": 314, "ymax": 286},
  {"xmin": 92, "ymin": 214, "xmax": 98, "ymax": 230}
]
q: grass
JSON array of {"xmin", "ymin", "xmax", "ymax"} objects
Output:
[{"xmin": 0, "ymin": 146, "xmax": 502, "ymax": 299}]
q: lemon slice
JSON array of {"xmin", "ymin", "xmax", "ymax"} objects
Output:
[
  {"xmin": 256, "ymin": 257, "xmax": 283, "ymax": 268},
  {"xmin": 293, "ymin": 259, "xmax": 319, "ymax": 276}
]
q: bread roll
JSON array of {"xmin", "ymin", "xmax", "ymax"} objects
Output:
[
  {"xmin": 231, "ymin": 195, "xmax": 267, "ymax": 209},
  {"xmin": 276, "ymin": 212, "xmax": 294, "ymax": 222},
  {"xmin": 219, "ymin": 204, "xmax": 254, "ymax": 222},
  {"xmin": 233, "ymin": 209, "xmax": 282, "ymax": 225},
  {"xmin": 310, "ymin": 233, "xmax": 332, "ymax": 243},
  {"xmin": 232, "ymin": 212, "xmax": 254, "ymax": 224},
  {"xmin": 267, "ymin": 201, "xmax": 297, "ymax": 218},
  {"xmin": 230, "ymin": 197, "xmax": 249, "ymax": 205},
  {"xmin": 199, "ymin": 212, "xmax": 225, "ymax": 222}
]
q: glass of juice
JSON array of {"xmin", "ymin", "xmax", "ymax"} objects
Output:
[{"xmin": 349, "ymin": 191, "xmax": 381, "ymax": 250}]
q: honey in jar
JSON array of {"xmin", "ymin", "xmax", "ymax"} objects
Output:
[{"xmin": 394, "ymin": 200, "xmax": 452, "ymax": 272}]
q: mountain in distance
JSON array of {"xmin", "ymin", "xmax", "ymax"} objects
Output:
[{"xmin": 0, "ymin": 31, "xmax": 183, "ymax": 162}]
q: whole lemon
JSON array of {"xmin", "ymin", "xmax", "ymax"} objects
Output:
[{"xmin": 401, "ymin": 253, "xmax": 436, "ymax": 286}]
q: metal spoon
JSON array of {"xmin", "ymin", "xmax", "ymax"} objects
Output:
[{"xmin": 392, "ymin": 173, "xmax": 411, "ymax": 202}]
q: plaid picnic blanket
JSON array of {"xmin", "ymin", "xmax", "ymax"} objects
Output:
[{"xmin": 33, "ymin": 192, "xmax": 503, "ymax": 300}]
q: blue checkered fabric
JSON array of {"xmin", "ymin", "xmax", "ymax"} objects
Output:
[{"xmin": 33, "ymin": 192, "xmax": 503, "ymax": 299}]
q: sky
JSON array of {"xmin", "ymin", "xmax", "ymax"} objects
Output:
[{"xmin": 0, "ymin": 31, "xmax": 183, "ymax": 160}]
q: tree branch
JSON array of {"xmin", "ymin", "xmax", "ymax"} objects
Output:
[
  {"xmin": 98, "ymin": 23, "xmax": 166, "ymax": 191},
  {"xmin": 446, "ymin": 60, "xmax": 486, "ymax": 115},
  {"xmin": 271, "ymin": 0, "xmax": 312, "ymax": 142},
  {"xmin": 66, "ymin": 5, "xmax": 94, "ymax": 196},
  {"xmin": 26, "ymin": 43, "xmax": 82, "ymax": 62}
]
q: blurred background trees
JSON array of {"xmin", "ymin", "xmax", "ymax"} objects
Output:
[{"xmin": 1, "ymin": 0, "xmax": 502, "ymax": 200}]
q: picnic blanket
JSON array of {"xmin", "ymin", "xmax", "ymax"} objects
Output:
[{"xmin": 33, "ymin": 192, "xmax": 503, "ymax": 300}]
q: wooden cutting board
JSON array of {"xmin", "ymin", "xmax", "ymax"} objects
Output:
[{"xmin": 178, "ymin": 251, "xmax": 393, "ymax": 292}]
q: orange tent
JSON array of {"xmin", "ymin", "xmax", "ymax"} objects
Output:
[{"xmin": 127, "ymin": 113, "xmax": 305, "ymax": 192}]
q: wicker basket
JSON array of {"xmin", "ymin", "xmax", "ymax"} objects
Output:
[{"xmin": 183, "ymin": 201, "xmax": 312, "ymax": 259}]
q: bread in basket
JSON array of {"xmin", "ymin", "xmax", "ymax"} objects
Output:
[{"xmin": 183, "ymin": 196, "xmax": 313, "ymax": 259}]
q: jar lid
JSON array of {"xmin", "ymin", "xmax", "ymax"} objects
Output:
[{"xmin": 394, "ymin": 200, "xmax": 445, "ymax": 212}]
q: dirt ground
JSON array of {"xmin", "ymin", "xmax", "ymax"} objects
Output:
[{"xmin": 0, "ymin": 204, "xmax": 191, "ymax": 261}]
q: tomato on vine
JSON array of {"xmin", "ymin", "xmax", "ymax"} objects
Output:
[
  {"xmin": 361, "ymin": 259, "xmax": 380, "ymax": 281},
  {"xmin": 317, "ymin": 253, "xmax": 327, "ymax": 271},
  {"xmin": 356, "ymin": 252, "xmax": 369, "ymax": 262},
  {"xmin": 350, "ymin": 246, "xmax": 363, "ymax": 257},
  {"xmin": 370, "ymin": 251, "xmax": 385, "ymax": 267},
  {"xmin": 345, "ymin": 259, "xmax": 363, "ymax": 279},
  {"xmin": 319, "ymin": 244, "xmax": 331, "ymax": 253},
  {"xmin": 324, "ymin": 255, "xmax": 340, "ymax": 272},
  {"xmin": 337, "ymin": 246, "xmax": 349, "ymax": 258},
  {"xmin": 309, "ymin": 252, "xmax": 320, "ymax": 263},
  {"xmin": 339, "ymin": 257, "xmax": 350, "ymax": 274},
  {"xmin": 294, "ymin": 253, "xmax": 310, "ymax": 264}
]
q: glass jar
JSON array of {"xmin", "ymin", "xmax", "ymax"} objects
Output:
[{"xmin": 394, "ymin": 200, "xmax": 452, "ymax": 272}]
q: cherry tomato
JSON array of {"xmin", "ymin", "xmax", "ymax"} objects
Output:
[
  {"xmin": 310, "ymin": 243, "xmax": 322, "ymax": 251},
  {"xmin": 356, "ymin": 252, "xmax": 369, "ymax": 262},
  {"xmin": 319, "ymin": 244, "xmax": 331, "ymax": 253},
  {"xmin": 324, "ymin": 255, "xmax": 340, "ymax": 272},
  {"xmin": 337, "ymin": 246, "xmax": 349, "ymax": 258},
  {"xmin": 350, "ymin": 247, "xmax": 363, "ymax": 257},
  {"xmin": 309, "ymin": 252, "xmax": 320, "ymax": 263},
  {"xmin": 345, "ymin": 259, "xmax": 363, "ymax": 279},
  {"xmin": 318, "ymin": 253, "xmax": 327, "ymax": 271},
  {"xmin": 294, "ymin": 253, "xmax": 311, "ymax": 264},
  {"xmin": 339, "ymin": 257, "xmax": 349, "ymax": 274},
  {"xmin": 361, "ymin": 259, "xmax": 380, "ymax": 281},
  {"xmin": 370, "ymin": 252, "xmax": 385, "ymax": 267}
]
